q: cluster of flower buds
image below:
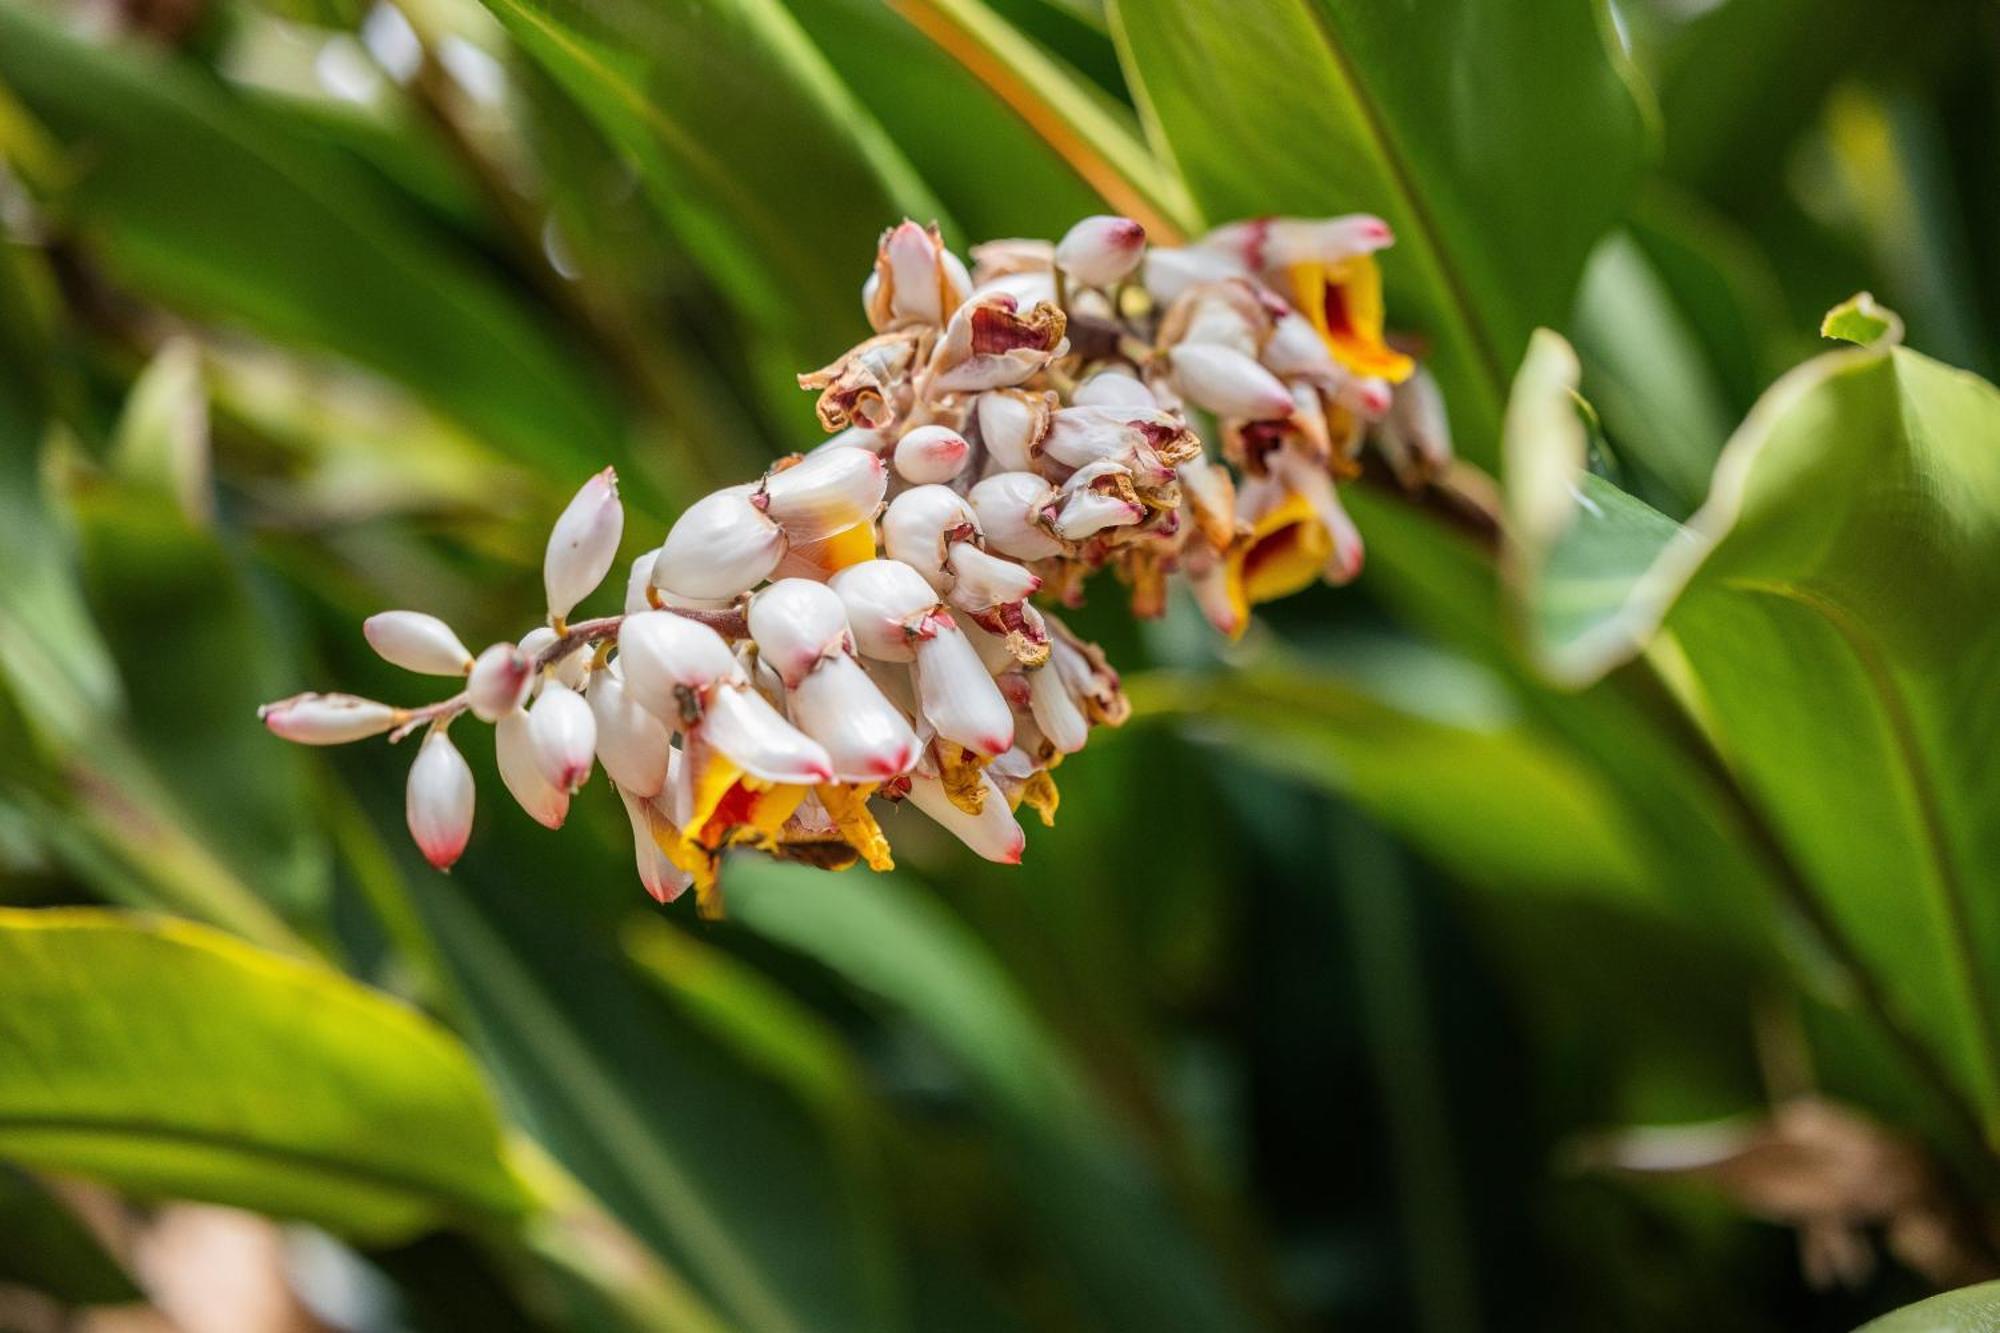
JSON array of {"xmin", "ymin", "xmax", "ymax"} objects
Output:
[{"xmin": 260, "ymin": 213, "xmax": 1448, "ymax": 913}]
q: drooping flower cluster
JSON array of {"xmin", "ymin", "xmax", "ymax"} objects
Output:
[{"xmin": 260, "ymin": 214, "xmax": 1449, "ymax": 913}]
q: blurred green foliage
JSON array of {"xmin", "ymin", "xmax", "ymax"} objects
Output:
[{"xmin": 0, "ymin": 0, "xmax": 1997, "ymax": 1329}]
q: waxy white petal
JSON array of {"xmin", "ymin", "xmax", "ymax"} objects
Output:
[
  {"xmin": 496, "ymin": 707, "xmax": 569, "ymax": 829},
  {"xmin": 973, "ymin": 390, "xmax": 1044, "ymax": 471},
  {"xmin": 968, "ymin": 472, "xmax": 1063, "ymax": 560},
  {"xmin": 652, "ymin": 488, "xmax": 786, "ymax": 600},
  {"xmin": 619, "ymin": 786, "xmax": 691, "ymax": 904},
  {"xmin": 528, "ymin": 680, "xmax": 596, "ymax": 791},
  {"xmin": 944, "ymin": 543, "xmax": 1039, "ymax": 613},
  {"xmin": 1263, "ymin": 311, "xmax": 1341, "ymax": 382},
  {"xmin": 903, "ymin": 771, "xmax": 1024, "ymax": 864},
  {"xmin": 406, "ymin": 728, "xmax": 475, "ymax": 869},
  {"xmin": 748, "ymin": 578, "xmax": 852, "ymax": 687},
  {"xmin": 1072, "ymin": 370, "xmax": 1156, "ymax": 409},
  {"xmin": 259, "ymin": 692, "xmax": 397, "ymax": 745},
  {"xmin": 882, "ymin": 485, "xmax": 979, "ymax": 591},
  {"xmin": 892, "ymin": 424, "xmax": 970, "ymax": 484},
  {"xmin": 363, "ymin": 611, "xmax": 472, "ymax": 676},
  {"xmin": 701, "ymin": 684, "xmax": 833, "ymax": 784},
  {"xmin": 1141, "ymin": 246, "xmax": 1244, "ymax": 303},
  {"xmin": 588, "ymin": 667, "xmax": 671, "ymax": 798},
  {"xmin": 761, "ymin": 446, "xmax": 887, "ymax": 541},
  {"xmin": 1052, "ymin": 488, "xmax": 1144, "ymax": 540},
  {"xmin": 1027, "ymin": 663, "xmax": 1089, "ymax": 755},
  {"xmin": 789, "ymin": 654, "xmax": 919, "ymax": 781},
  {"xmin": 466, "ymin": 643, "xmax": 533, "ymax": 723},
  {"xmin": 543, "ymin": 467, "xmax": 624, "ymax": 621},
  {"xmin": 625, "ymin": 550, "xmax": 659, "ymax": 615},
  {"xmin": 1054, "ymin": 214, "xmax": 1146, "ymax": 288},
  {"xmin": 913, "ymin": 619, "xmax": 1014, "ymax": 756},
  {"xmin": 829, "ymin": 559, "xmax": 942, "ymax": 662},
  {"xmin": 617, "ymin": 611, "xmax": 743, "ymax": 717},
  {"xmin": 1169, "ymin": 342, "xmax": 1296, "ymax": 420}
]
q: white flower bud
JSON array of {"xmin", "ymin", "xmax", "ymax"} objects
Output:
[
  {"xmin": 1168, "ymin": 342, "xmax": 1296, "ymax": 420},
  {"xmin": 892, "ymin": 425, "xmax": 970, "ymax": 484},
  {"xmin": 543, "ymin": 467, "xmax": 624, "ymax": 621},
  {"xmin": 652, "ymin": 487, "xmax": 786, "ymax": 600},
  {"xmin": 968, "ymin": 472, "xmax": 1063, "ymax": 560},
  {"xmin": 748, "ymin": 578, "xmax": 852, "ymax": 687},
  {"xmin": 788, "ymin": 654, "xmax": 919, "ymax": 781},
  {"xmin": 625, "ymin": 550, "xmax": 659, "ymax": 615},
  {"xmin": 1039, "ymin": 406, "xmax": 1184, "ymax": 480},
  {"xmin": 1053, "ymin": 487, "xmax": 1144, "ymax": 540},
  {"xmin": 406, "ymin": 728, "xmax": 475, "ymax": 870},
  {"xmin": 761, "ymin": 446, "xmax": 887, "ymax": 541},
  {"xmin": 1336, "ymin": 375, "xmax": 1394, "ymax": 419},
  {"xmin": 903, "ymin": 771, "xmax": 1024, "ymax": 864},
  {"xmin": 619, "ymin": 786, "xmax": 691, "ymax": 904},
  {"xmin": 1141, "ymin": 246, "xmax": 1244, "ymax": 303},
  {"xmin": 701, "ymin": 683, "xmax": 834, "ymax": 784},
  {"xmin": 830, "ymin": 559, "xmax": 943, "ymax": 662},
  {"xmin": 517, "ymin": 626, "xmax": 588, "ymax": 691},
  {"xmin": 1263, "ymin": 311, "xmax": 1340, "ymax": 382},
  {"xmin": 467, "ymin": 643, "xmax": 533, "ymax": 723},
  {"xmin": 1072, "ymin": 370, "xmax": 1156, "ymax": 409},
  {"xmin": 973, "ymin": 390, "xmax": 1047, "ymax": 471},
  {"xmin": 259, "ymin": 692, "xmax": 398, "ymax": 745},
  {"xmin": 528, "ymin": 679, "xmax": 596, "ymax": 792},
  {"xmin": 588, "ymin": 666, "xmax": 671, "ymax": 797},
  {"xmin": 1027, "ymin": 663, "xmax": 1089, "ymax": 755},
  {"xmin": 944, "ymin": 543, "xmax": 1039, "ymax": 613},
  {"xmin": 882, "ymin": 485, "xmax": 979, "ymax": 591},
  {"xmin": 874, "ymin": 220, "xmax": 967, "ymax": 328},
  {"xmin": 617, "ymin": 611, "xmax": 743, "ymax": 716},
  {"xmin": 496, "ymin": 707, "xmax": 569, "ymax": 829},
  {"xmin": 363, "ymin": 611, "xmax": 472, "ymax": 676},
  {"xmin": 1257, "ymin": 214, "xmax": 1393, "ymax": 268},
  {"xmin": 913, "ymin": 618, "xmax": 1014, "ymax": 757},
  {"xmin": 1054, "ymin": 215, "xmax": 1146, "ymax": 288}
]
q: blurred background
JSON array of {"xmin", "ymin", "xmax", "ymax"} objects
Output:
[{"xmin": 0, "ymin": 0, "xmax": 1997, "ymax": 1329}]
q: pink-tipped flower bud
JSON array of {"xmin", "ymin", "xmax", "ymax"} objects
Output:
[
  {"xmin": 260, "ymin": 692, "xmax": 398, "ymax": 745},
  {"xmin": 364, "ymin": 611, "xmax": 472, "ymax": 676},
  {"xmin": 528, "ymin": 679, "xmax": 596, "ymax": 792},
  {"xmin": 748, "ymin": 578, "xmax": 852, "ymax": 688},
  {"xmin": 588, "ymin": 666, "xmax": 672, "ymax": 798},
  {"xmin": 406, "ymin": 728, "xmax": 475, "ymax": 870},
  {"xmin": 652, "ymin": 487, "xmax": 786, "ymax": 601},
  {"xmin": 761, "ymin": 446, "xmax": 887, "ymax": 541},
  {"xmin": 1262, "ymin": 311, "xmax": 1340, "ymax": 382},
  {"xmin": 1054, "ymin": 215, "xmax": 1146, "ymax": 288},
  {"xmin": 968, "ymin": 472, "xmax": 1064, "ymax": 560},
  {"xmin": 617, "ymin": 611, "xmax": 744, "ymax": 716},
  {"xmin": 618, "ymin": 786, "xmax": 691, "ymax": 904},
  {"xmin": 1072, "ymin": 370, "xmax": 1156, "ymax": 409},
  {"xmin": 1141, "ymin": 246, "xmax": 1244, "ymax": 303},
  {"xmin": 892, "ymin": 425, "xmax": 971, "ymax": 484},
  {"xmin": 1168, "ymin": 343, "xmax": 1296, "ymax": 420},
  {"xmin": 788, "ymin": 654, "xmax": 919, "ymax": 781},
  {"xmin": 904, "ymin": 770, "xmax": 1025, "ymax": 864},
  {"xmin": 913, "ymin": 618, "xmax": 1014, "ymax": 757},
  {"xmin": 496, "ymin": 707, "xmax": 569, "ymax": 829},
  {"xmin": 1052, "ymin": 486, "xmax": 1144, "ymax": 541},
  {"xmin": 944, "ymin": 543, "xmax": 1039, "ymax": 613},
  {"xmin": 882, "ymin": 485, "xmax": 979, "ymax": 592},
  {"xmin": 467, "ymin": 644, "xmax": 533, "ymax": 723},
  {"xmin": 1027, "ymin": 663, "xmax": 1089, "ymax": 755},
  {"xmin": 830, "ymin": 559, "xmax": 944, "ymax": 662},
  {"xmin": 701, "ymin": 683, "xmax": 834, "ymax": 785},
  {"xmin": 544, "ymin": 467, "xmax": 624, "ymax": 622}
]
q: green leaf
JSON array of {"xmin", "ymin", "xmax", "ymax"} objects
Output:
[
  {"xmin": 1503, "ymin": 323, "xmax": 2000, "ymax": 1119},
  {"xmin": 1107, "ymin": 0, "xmax": 1650, "ymax": 459},
  {"xmin": 0, "ymin": 3, "xmax": 624, "ymax": 482},
  {"xmin": 1822, "ymin": 291, "xmax": 1905, "ymax": 348},
  {"xmin": 0, "ymin": 1166, "xmax": 141, "ymax": 1305},
  {"xmin": 725, "ymin": 859, "xmax": 1263, "ymax": 1333},
  {"xmin": 0, "ymin": 908, "xmax": 526, "ymax": 1241},
  {"xmin": 1857, "ymin": 1282, "xmax": 2000, "ymax": 1332}
]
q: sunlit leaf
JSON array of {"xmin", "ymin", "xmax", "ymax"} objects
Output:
[{"xmin": 1857, "ymin": 1281, "xmax": 2000, "ymax": 1332}]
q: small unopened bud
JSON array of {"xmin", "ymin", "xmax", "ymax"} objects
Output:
[
  {"xmin": 762, "ymin": 447, "xmax": 887, "ymax": 541},
  {"xmin": 1168, "ymin": 343, "xmax": 1295, "ymax": 420},
  {"xmin": 1054, "ymin": 215, "xmax": 1146, "ymax": 288},
  {"xmin": 406, "ymin": 728, "xmax": 475, "ymax": 870},
  {"xmin": 904, "ymin": 771, "xmax": 1024, "ymax": 864},
  {"xmin": 1027, "ymin": 663, "xmax": 1089, "ymax": 755},
  {"xmin": 625, "ymin": 550, "xmax": 659, "ymax": 615},
  {"xmin": 913, "ymin": 618, "xmax": 1014, "ymax": 757},
  {"xmin": 788, "ymin": 654, "xmax": 919, "ymax": 781},
  {"xmin": 652, "ymin": 487, "xmax": 786, "ymax": 600},
  {"xmin": 1053, "ymin": 487, "xmax": 1144, "ymax": 541},
  {"xmin": 544, "ymin": 467, "xmax": 624, "ymax": 622},
  {"xmin": 701, "ymin": 684, "xmax": 834, "ymax": 784},
  {"xmin": 1072, "ymin": 370, "xmax": 1156, "ymax": 409},
  {"xmin": 260, "ymin": 692, "xmax": 397, "ymax": 745},
  {"xmin": 496, "ymin": 707, "xmax": 569, "ymax": 829},
  {"xmin": 1263, "ymin": 311, "xmax": 1339, "ymax": 382},
  {"xmin": 872, "ymin": 220, "xmax": 968, "ymax": 329},
  {"xmin": 748, "ymin": 578, "xmax": 852, "ymax": 687},
  {"xmin": 618, "ymin": 611, "xmax": 743, "ymax": 715},
  {"xmin": 830, "ymin": 559, "xmax": 943, "ymax": 662},
  {"xmin": 974, "ymin": 390, "xmax": 1047, "ymax": 471},
  {"xmin": 528, "ymin": 680, "xmax": 596, "ymax": 792},
  {"xmin": 892, "ymin": 425, "xmax": 970, "ymax": 484},
  {"xmin": 882, "ymin": 485, "xmax": 979, "ymax": 591},
  {"xmin": 944, "ymin": 543, "xmax": 1039, "ymax": 613},
  {"xmin": 364, "ymin": 611, "xmax": 473, "ymax": 676},
  {"xmin": 1141, "ymin": 246, "xmax": 1244, "ymax": 303},
  {"xmin": 467, "ymin": 643, "xmax": 533, "ymax": 723},
  {"xmin": 585, "ymin": 667, "xmax": 671, "ymax": 797},
  {"xmin": 968, "ymin": 472, "xmax": 1063, "ymax": 560}
]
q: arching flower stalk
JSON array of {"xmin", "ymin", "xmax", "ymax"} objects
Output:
[{"xmin": 260, "ymin": 214, "xmax": 1450, "ymax": 914}]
